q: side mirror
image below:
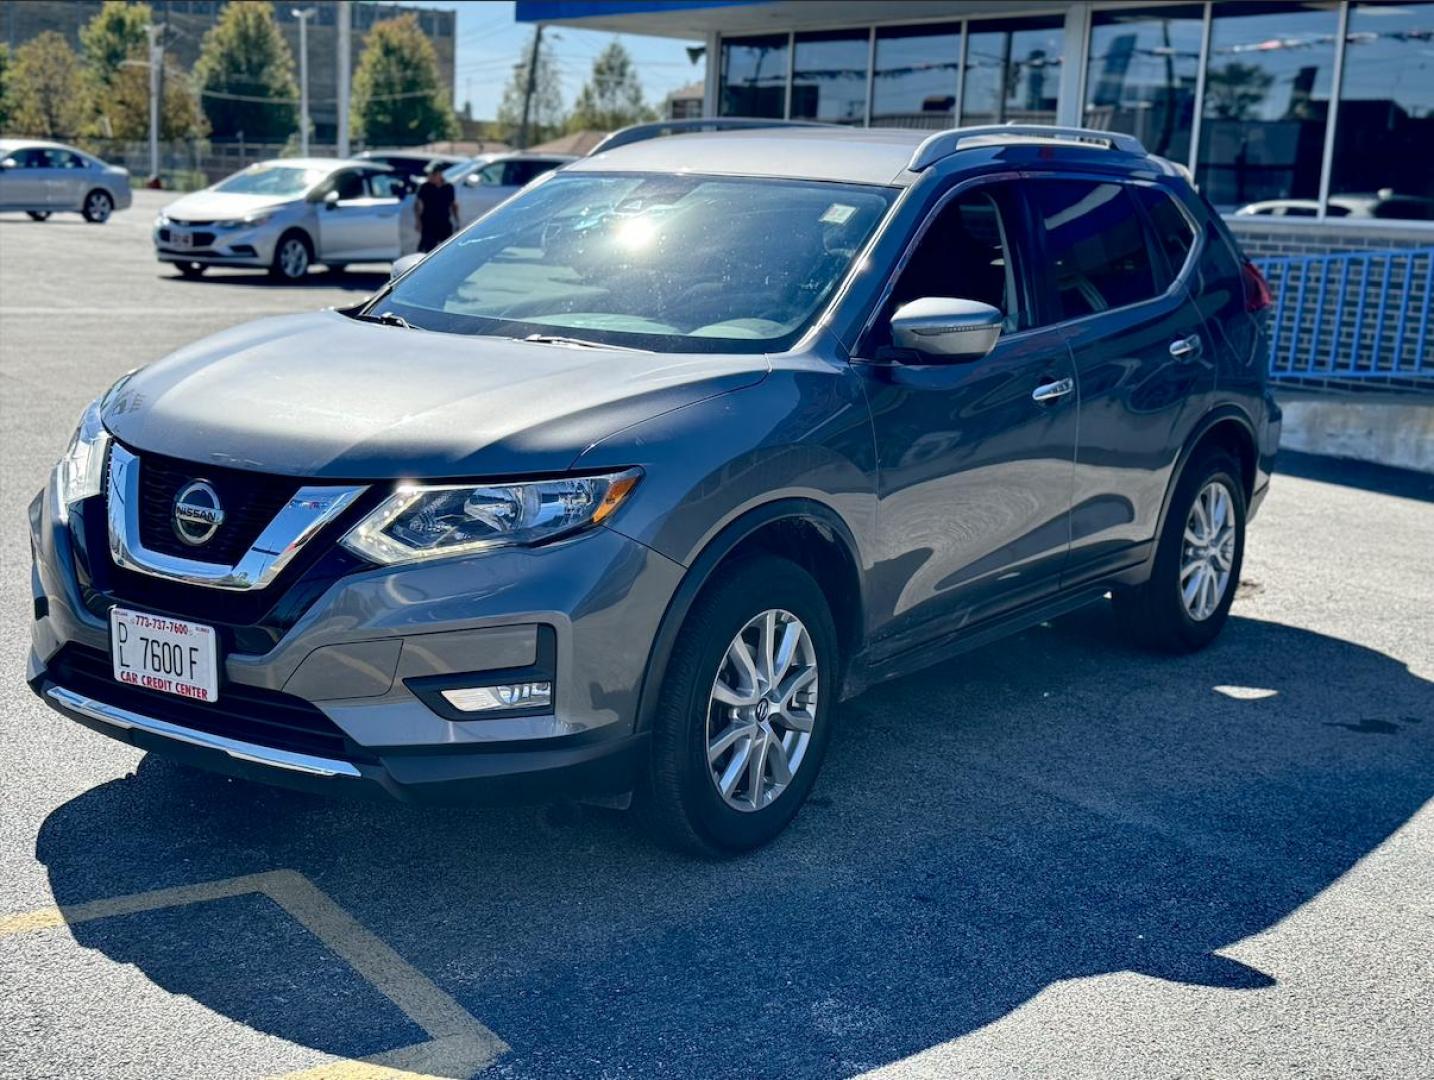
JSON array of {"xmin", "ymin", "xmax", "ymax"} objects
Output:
[
  {"xmin": 390, "ymin": 252, "xmax": 425, "ymax": 281},
  {"xmin": 464, "ymin": 173, "xmax": 482, "ymax": 187},
  {"xmin": 323, "ymin": 189, "xmax": 341, "ymax": 209},
  {"xmin": 0, "ymin": 158, "xmax": 16, "ymax": 169},
  {"xmin": 890, "ymin": 297, "xmax": 1003, "ymax": 360}
]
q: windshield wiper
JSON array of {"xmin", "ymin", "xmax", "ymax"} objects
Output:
[
  {"xmin": 353, "ymin": 310, "xmax": 416, "ymax": 329},
  {"xmin": 521, "ymin": 333, "xmax": 648, "ymax": 353}
]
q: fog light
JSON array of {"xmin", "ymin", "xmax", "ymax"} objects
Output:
[{"xmin": 440, "ymin": 681, "xmax": 552, "ymax": 713}]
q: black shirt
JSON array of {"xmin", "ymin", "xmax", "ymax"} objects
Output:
[{"xmin": 416, "ymin": 181, "xmax": 455, "ymax": 230}]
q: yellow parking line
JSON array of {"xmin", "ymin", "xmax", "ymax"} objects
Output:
[{"xmin": 1, "ymin": 870, "xmax": 507, "ymax": 1079}]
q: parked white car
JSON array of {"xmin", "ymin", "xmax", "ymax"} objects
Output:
[
  {"xmin": 399, "ymin": 152, "xmax": 575, "ymax": 254},
  {"xmin": 0, "ymin": 138, "xmax": 132, "ymax": 223},
  {"xmin": 154, "ymin": 158, "xmax": 406, "ymax": 280}
]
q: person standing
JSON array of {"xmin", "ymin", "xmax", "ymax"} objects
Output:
[{"xmin": 414, "ymin": 163, "xmax": 459, "ymax": 253}]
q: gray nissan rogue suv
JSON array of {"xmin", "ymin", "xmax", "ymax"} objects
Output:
[{"xmin": 28, "ymin": 125, "xmax": 1280, "ymax": 853}]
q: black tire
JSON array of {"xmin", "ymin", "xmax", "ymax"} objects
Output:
[
  {"xmin": 638, "ymin": 556, "xmax": 839, "ymax": 856},
  {"xmin": 81, "ymin": 189, "xmax": 113, "ymax": 223},
  {"xmin": 1113, "ymin": 451, "xmax": 1246, "ymax": 653},
  {"xmin": 26, "ymin": 211, "xmax": 51, "ymax": 222},
  {"xmin": 268, "ymin": 231, "xmax": 312, "ymax": 281},
  {"xmin": 176, "ymin": 262, "xmax": 207, "ymax": 279}
]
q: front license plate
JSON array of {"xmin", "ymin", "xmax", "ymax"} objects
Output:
[
  {"xmin": 110, "ymin": 607, "xmax": 219, "ymax": 702},
  {"xmin": 171, "ymin": 230, "xmax": 193, "ymax": 250}
]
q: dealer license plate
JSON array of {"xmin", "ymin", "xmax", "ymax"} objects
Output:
[{"xmin": 110, "ymin": 607, "xmax": 219, "ymax": 702}]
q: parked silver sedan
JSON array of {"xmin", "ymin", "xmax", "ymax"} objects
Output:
[
  {"xmin": 0, "ymin": 139, "xmax": 132, "ymax": 223},
  {"xmin": 154, "ymin": 158, "xmax": 406, "ymax": 280}
]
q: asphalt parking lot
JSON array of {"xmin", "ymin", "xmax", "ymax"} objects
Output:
[{"xmin": 1, "ymin": 191, "xmax": 1431, "ymax": 1080}]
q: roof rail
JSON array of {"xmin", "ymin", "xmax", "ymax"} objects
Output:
[
  {"xmin": 588, "ymin": 117, "xmax": 835, "ymax": 156},
  {"xmin": 909, "ymin": 124, "xmax": 1147, "ymax": 171}
]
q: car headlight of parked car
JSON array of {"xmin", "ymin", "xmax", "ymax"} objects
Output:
[
  {"xmin": 54, "ymin": 397, "xmax": 110, "ymax": 524},
  {"xmin": 342, "ymin": 469, "xmax": 641, "ymax": 565}
]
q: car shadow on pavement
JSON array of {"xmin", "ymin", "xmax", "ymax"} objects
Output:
[
  {"xmin": 33, "ymin": 607, "xmax": 1434, "ymax": 1077},
  {"xmin": 158, "ymin": 268, "xmax": 390, "ymax": 292}
]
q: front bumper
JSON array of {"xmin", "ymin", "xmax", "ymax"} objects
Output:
[
  {"xmin": 153, "ymin": 222, "xmax": 276, "ymax": 267},
  {"xmin": 28, "ymin": 467, "xmax": 683, "ymax": 804}
]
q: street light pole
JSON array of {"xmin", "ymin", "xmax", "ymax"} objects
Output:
[
  {"xmin": 292, "ymin": 7, "xmax": 316, "ymax": 156},
  {"xmin": 145, "ymin": 22, "xmax": 165, "ymax": 183},
  {"xmin": 336, "ymin": 0, "xmax": 352, "ymax": 156}
]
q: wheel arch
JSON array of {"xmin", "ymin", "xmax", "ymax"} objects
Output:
[
  {"xmin": 1153, "ymin": 406, "xmax": 1259, "ymax": 553},
  {"xmin": 632, "ymin": 498, "xmax": 866, "ymax": 735}
]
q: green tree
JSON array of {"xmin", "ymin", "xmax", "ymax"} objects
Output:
[
  {"xmin": 0, "ymin": 44, "xmax": 11, "ymax": 133},
  {"xmin": 104, "ymin": 54, "xmax": 208, "ymax": 141},
  {"xmin": 351, "ymin": 14, "xmax": 458, "ymax": 146},
  {"xmin": 496, "ymin": 29, "xmax": 564, "ymax": 146},
  {"xmin": 567, "ymin": 41, "xmax": 655, "ymax": 133},
  {"xmin": 81, "ymin": 0, "xmax": 151, "ymax": 90},
  {"xmin": 8, "ymin": 32, "xmax": 91, "ymax": 138},
  {"xmin": 192, "ymin": 0, "xmax": 296, "ymax": 141}
]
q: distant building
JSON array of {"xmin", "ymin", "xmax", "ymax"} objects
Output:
[
  {"xmin": 664, "ymin": 81, "xmax": 703, "ymax": 120},
  {"xmin": 0, "ymin": 0, "xmax": 456, "ymax": 144}
]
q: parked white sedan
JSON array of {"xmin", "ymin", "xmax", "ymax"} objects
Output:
[
  {"xmin": 0, "ymin": 139, "xmax": 132, "ymax": 223},
  {"xmin": 154, "ymin": 158, "xmax": 407, "ymax": 280}
]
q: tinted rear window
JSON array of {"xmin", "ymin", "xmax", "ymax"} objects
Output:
[
  {"xmin": 1132, "ymin": 185, "xmax": 1197, "ymax": 286},
  {"xmin": 1028, "ymin": 180, "xmax": 1159, "ymax": 320}
]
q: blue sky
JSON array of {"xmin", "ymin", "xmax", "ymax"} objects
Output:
[{"xmin": 391, "ymin": 1, "xmax": 706, "ymax": 119}]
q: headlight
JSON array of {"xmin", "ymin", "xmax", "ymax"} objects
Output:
[
  {"xmin": 243, "ymin": 210, "xmax": 273, "ymax": 226},
  {"xmin": 341, "ymin": 469, "xmax": 641, "ymax": 565},
  {"xmin": 54, "ymin": 398, "xmax": 110, "ymax": 524},
  {"xmin": 155, "ymin": 212, "xmax": 168, "ymax": 227}
]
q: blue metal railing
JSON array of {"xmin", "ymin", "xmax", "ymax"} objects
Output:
[{"xmin": 1254, "ymin": 247, "xmax": 1433, "ymax": 382}]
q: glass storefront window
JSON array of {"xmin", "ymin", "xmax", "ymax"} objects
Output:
[
  {"xmin": 962, "ymin": 16, "xmax": 1064, "ymax": 126},
  {"xmin": 1329, "ymin": 1, "xmax": 1434, "ymax": 221},
  {"xmin": 791, "ymin": 29, "xmax": 870, "ymax": 124},
  {"xmin": 1196, "ymin": 2, "xmax": 1339, "ymax": 212},
  {"xmin": 1084, "ymin": 4, "xmax": 1205, "ymax": 164},
  {"xmin": 871, "ymin": 23, "xmax": 962, "ymax": 130},
  {"xmin": 719, "ymin": 34, "xmax": 789, "ymax": 119}
]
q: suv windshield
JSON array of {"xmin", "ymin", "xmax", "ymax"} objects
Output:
[
  {"xmin": 214, "ymin": 163, "xmax": 327, "ymax": 196},
  {"xmin": 376, "ymin": 172, "xmax": 896, "ymax": 352}
]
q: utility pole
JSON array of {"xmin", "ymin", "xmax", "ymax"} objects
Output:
[
  {"xmin": 518, "ymin": 25, "xmax": 543, "ymax": 150},
  {"xmin": 336, "ymin": 0, "xmax": 352, "ymax": 156},
  {"xmin": 145, "ymin": 22, "xmax": 164, "ymax": 183},
  {"xmin": 292, "ymin": 8, "xmax": 316, "ymax": 155}
]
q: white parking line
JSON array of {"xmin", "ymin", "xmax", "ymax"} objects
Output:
[{"xmin": 0, "ymin": 869, "xmax": 507, "ymax": 1079}]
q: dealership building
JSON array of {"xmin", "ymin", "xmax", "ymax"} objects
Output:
[{"xmin": 520, "ymin": 1, "xmax": 1432, "ymax": 402}]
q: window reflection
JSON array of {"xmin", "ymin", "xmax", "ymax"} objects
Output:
[
  {"xmin": 791, "ymin": 30, "xmax": 870, "ymax": 125},
  {"xmin": 719, "ymin": 34, "xmax": 789, "ymax": 119},
  {"xmin": 1329, "ymin": 1, "xmax": 1434, "ymax": 221},
  {"xmin": 962, "ymin": 16, "xmax": 1064, "ymax": 125},
  {"xmin": 872, "ymin": 23, "xmax": 961, "ymax": 130},
  {"xmin": 1084, "ymin": 5, "xmax": 1204, "ymax": 163},
  {"xmin": 1197, "ymin": 2, "xmax": 1339, "ymax": 212}
]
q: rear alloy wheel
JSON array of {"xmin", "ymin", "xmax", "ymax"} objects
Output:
[
  {"xmin": 27, "ymin": 210, "xmax": 51, "ymax": 222},
  {"xmin": 270, "ymin": 233, "xmax": 311, "ymax": 281},
  {"xmin": 640, "ymin": 556, "xmax": 838, "ymax": 855},
  {"xmin": 82, "ymin": 190, "xmax": 113, "ymax": 223},
  {"xmin": 1114, "ymin": 452, "xmax": 1245, "ymax": 652}
]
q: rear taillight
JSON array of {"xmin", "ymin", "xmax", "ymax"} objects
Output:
[{"xmin": 1241, "ymin": 259, "xmax": 1273, "ymax": 313}]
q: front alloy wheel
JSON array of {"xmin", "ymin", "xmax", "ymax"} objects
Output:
[
  {"xmin": 641, "ymin": 556, "xmax": 837, "ymax": 855},
  {"xmin": 272, "ymin": 235, "xmax": 310, "ymax": 280},
  {"xmin": 706, "ymin": 609, "xmax": 819, "ymax": 812}
]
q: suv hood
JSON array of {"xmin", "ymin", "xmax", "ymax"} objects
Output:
[
  {"xmin": 163, "ymin": 190, "xmax": 295, "ymax": 222},
  {"xmin": 102, "ymin": 310, "xmax": 769, "ymax": 479}
]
